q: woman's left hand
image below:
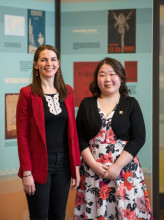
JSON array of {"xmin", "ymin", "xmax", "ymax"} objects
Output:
[
  {"xmin": 103, "ymin": 151, "xmax": 133, "ymax": 180},
  {"xmin": 70, "ymin": 166, "xmax": 80, "ymax": 190},
  {"xmin": 103, "ymin": 163, "xmax": 121, "ymax": 180}
]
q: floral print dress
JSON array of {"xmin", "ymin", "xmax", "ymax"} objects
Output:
[{"xmin": 74, "ymin": 105, "xmax": 153, "ymax": 220}]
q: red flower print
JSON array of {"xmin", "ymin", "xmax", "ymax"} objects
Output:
[
  {"xmin": 100, "ymin": 184, "xmax": 111, "ymax": 200},
  {"xmin": 98, "ymin": 217, "xmax": 105, "ymax": 220},
  {"xmin": 106, "ymin": 128, "xmax": 117, "ymax": 144},
  {"xmin": 118, "ymin": 183, "xmax": 126, "ymax": 200},
  {"xmin": 93, "ymin": 127, "xmax": 105, "ymax": 141},
  {"xmin": 124, "ymin": 171, "xmax": 134, "ymax": 191},
  {"xmin": 123, "ymin": 208, "xmax": 136, "ymax": 220},
  {"xmin": 98, "ymin": 128, "xmax": 106, "ymax": 138},
  {"xmin": 82, "ymin": 213, "xmax": 88, "ymax": 220},
  {"xmin": 99, "ymin": 181, "xmax": 106, "ymax": 187},
  {"xmin": 96, "ymin": 152, "xmax": 113, "ymax": 165},
  {"xmin": 74, "ymin": 215, "xmax": 82, "ymax": 220},
  {"xmin": 75, "ymin": 191, "xmax": 84, "ymax": 207},
  {"xmin": 144, "ymin": 196, "xmax": 152, "ymax": 214},
  {"xmin": 136, "ymin": 196, "xmax": 147, "ymax": 212},
  {"xmin": 80, "ymin": 175, "xmax": 85, "ymax": 190},
  {"xmin": 144, "ymin": 189, "xmax": 148, "ymax": 197}
]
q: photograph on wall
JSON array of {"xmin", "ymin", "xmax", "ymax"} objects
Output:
[
  {"xmin": 4, "ymin": 15, "xmax": 25, "ymax": 37},
  {"xmin": 5, "ymin": 93, "xmax": 19, "ymax": 139},
  {"xmin": 74, "ymin": 62, "xmax": 98, "ymax": 107},
  {"xmin": 0, "ymin": 6, "xmax": 27, "ymax": 52},
  {"xmin": 108, "ymin": 9, "xmax": 136, "ymax": 53},
  {"xmin": 28, "ymin": 9, "xmax": 45, "ymax": 54},
  {"xmin": 124, "ymin": 61, "xmax": 138, "ymax": 82}
]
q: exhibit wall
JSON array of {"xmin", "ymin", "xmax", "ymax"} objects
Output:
[
  {"xmin": 61, "ymin": 0, "xmax": 153, "ymax": 218},
  {"xmin": 0, "ymin": 0, "xmax": 153, "ymax": 219},
  {"xmin": 0, "ymin": 0, "xmax": 55, "ymax": 219}
]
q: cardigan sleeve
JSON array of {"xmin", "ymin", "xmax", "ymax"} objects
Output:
[
  {"xmin": 123, "ymin": 98, "xmax": 146, "ymax": 157},
  {"xmin": 76, "ymin": 99, "xmax": 90, "ymax": 153}
]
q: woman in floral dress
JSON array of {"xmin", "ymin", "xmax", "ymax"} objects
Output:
[{"xmin": 74, "ymin": 57, "xmax": 153, "ymax": 220}]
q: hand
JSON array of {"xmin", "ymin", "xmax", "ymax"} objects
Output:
[
  {"xmin": 22, "ymin": 175, "xmax": 36, "ymax": 196},
  {"xmin": 70, "ymin": 166, "xmax": 80, "ymax": 190},
  {"xmin": 103, "ymin": 163, "xmax": 121, "ymax": 180},
  {"xmin": 91, "ymin": 161, "xmax": 108, "ymax": 178}
]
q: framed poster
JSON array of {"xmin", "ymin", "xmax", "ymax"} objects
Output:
[
  {"xmin": 73, "ymin": 61, "xmax": 98, "ymax": 107},
  {"xmin": 28, "ymin": 9, "xmax": 45, "ymax": 53},
  {"xmin": 5, "ymin": 93, "xmax": 19, "ymax": 139},
  {"xmin": 124, "ymin": 61, "xmax": 138, "ymax": 82},
  {"xmin": 108, "ymin": 9, "xmax": 136, "ymax": 53}
]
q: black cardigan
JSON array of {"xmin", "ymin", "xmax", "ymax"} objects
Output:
[{"xmin": 76, "ymin": 96, "xmax": 146, "ymax": 157}]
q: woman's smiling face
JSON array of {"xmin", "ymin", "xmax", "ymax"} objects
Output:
[
  {"xmin": 34, "ymin": 49, "xmax": 59, "ymax": 80},
  {"xmin": 97, "ymin": 64, "xmax": 121, "ymax": 97}
]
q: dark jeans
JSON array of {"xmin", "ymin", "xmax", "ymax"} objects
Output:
[{"xmin": 26, "ymin": 153, "xmax": 71, "ymax": 220}]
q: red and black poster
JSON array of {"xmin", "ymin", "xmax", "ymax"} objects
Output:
[
  {"xmin": 108, "ymin": 9, "xmax": 136, "ymax": 53},
  {"xmin": 124, "ymin": 61, "xmax": 138, "ymax": 82},
  {"xmin": 73, "ymin": 62, "xmax": 98, "ymax": 107}
]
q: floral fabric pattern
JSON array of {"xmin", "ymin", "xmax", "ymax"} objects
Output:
[{"xmin": 74, "ymin": 107, "xmax": 153, "ymax": 220}]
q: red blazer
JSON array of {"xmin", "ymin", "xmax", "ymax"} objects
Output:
[{"xmin": 16, "ymin": 85, "xmax": 81, "ymax": 184}]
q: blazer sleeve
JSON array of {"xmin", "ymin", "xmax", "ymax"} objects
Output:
[
  {"xmin": 124, "ymin": 98, "xmax": 146, "ymax": 157},
  {"xmin": 76, "ymin": 99, "xmax": 90, "ymax": 153},
  {"xmin": 16, "ymin": 88, "xmax": 32, "ymax": 172},
  {"xmin": 68, "ymin": 86, "xmax": 81, "ymax": 165}
]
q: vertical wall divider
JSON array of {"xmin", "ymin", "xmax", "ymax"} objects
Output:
[
  {"xmin": 153, "ymin": 0, "xmax": 160, "ymax": 219},
  {"xmin": 159, "ymin": 0, "xmax": 164, "ymax": 213},
  {"xmin": 55, "ymin": 0, "xmax": 61, "ymax": 54}
]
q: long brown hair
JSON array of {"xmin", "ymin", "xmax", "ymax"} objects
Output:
[
  {"xmin": 31, "ymin": 45, "xmax": 68, "ymax": 101},
  {"xmin": 89, "ymin": 57, "xmax": 130, "ymax": 97}
]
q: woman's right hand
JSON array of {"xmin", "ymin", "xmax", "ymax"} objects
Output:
[
  {"xmin": 81, "ymin": 148, "xmax": 108, "ymax": 178},
  {"xmin": 91, "ymin": 161, "xmax": 108, "ymax": 178},
  {"xmin": 22, "ymin": 174, "xmax": 36, "ymax": 196}
]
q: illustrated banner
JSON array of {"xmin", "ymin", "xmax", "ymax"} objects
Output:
[{"xmin": 5, "ymin": 94, "xmax": 19, "ymax": 139}]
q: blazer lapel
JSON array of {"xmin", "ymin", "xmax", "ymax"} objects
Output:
[{"xmin": 31, "ymin": 94, "xmax": 46, "ymax": 146}]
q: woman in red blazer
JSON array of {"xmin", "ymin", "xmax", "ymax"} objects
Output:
[{"xmin": 16, "ymin": 45, "xmax": 81, "ymax": 220}]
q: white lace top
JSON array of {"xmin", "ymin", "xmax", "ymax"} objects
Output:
[{"xmin": 44, "ymin": 93, "xmax": 62, "ymax": 115}]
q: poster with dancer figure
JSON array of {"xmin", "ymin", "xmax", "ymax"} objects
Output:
[
  {"xmin": 108, "ymin": 9, "xmax": 136, "ymax": 53},
  {"xmin": 28, "ymin": 9, "xmax": 45, "ymax": 53}
]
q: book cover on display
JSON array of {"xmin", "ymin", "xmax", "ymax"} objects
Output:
[{"xmin": 28, "ymin": 9, "xmax": 45, "ymax": 53}]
